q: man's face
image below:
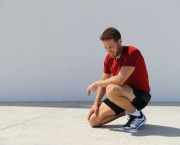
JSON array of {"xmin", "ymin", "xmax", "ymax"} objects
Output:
[{"xmin": 102, "ymin": 39, "xmax": 122, "ymax": 58}]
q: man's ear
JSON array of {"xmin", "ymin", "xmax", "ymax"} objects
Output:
[{"xmin": 118, "ymin": 38, "xmax": 122, "ymax": 45}]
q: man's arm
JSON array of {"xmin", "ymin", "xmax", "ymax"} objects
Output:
[
  {"xmin": 94, "ymin": 72, "xmax": 111, "ymax": 105},
  {"xmin": 87, "ymin": 66, "xmax": 135, "ymax": 96},
  {"xmin": 95, "ymin": 66, "xmax": 135, "ymax": 87},
  {"xmin": 87, "ymin": 72, "xmax": 111, "ymax": 120}
]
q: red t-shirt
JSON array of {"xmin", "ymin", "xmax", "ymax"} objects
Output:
[{"xmin": 104, "ymin": 46, "xmax": 150, "ymax": 93}]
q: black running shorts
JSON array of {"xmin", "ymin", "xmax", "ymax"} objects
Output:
[{"xmin": 103, "ymin": 88, "xmax": 151, "ymax": 115}]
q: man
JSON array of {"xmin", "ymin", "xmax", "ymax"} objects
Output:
[{"xmin": 87, "ymin": 27, "xmax": 151, "ymax": 132}]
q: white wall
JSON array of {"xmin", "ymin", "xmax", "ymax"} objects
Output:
[{"xmin": 0, "ymin": 0, "xmax": 180, "ymax": 102}]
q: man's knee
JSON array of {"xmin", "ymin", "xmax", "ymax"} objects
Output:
[
  {"xmin": 106, "ymin": 84, "xmax": 117, "ymax": 97},
  {"xmin": 88, "ymin": 114, "xmax": 101, "ymax": 127}
]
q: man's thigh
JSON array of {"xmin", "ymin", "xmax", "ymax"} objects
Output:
[
  {"xmin": 110, "ymin": 85, "xmax": 151, "ymax": 110},
  {"xmin": 107, "ymin": 84, "xmax": 136, "ymax": 102}
]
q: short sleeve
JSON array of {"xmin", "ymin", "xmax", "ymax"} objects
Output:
[
  {"xmin": 122, "ymin": 51, "xmax": 140, "ymax": 67},
  {"xmin": 103, "ymin": 55, "xmax": 111, "ymax": 74}
]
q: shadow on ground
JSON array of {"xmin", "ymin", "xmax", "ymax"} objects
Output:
[{"xmin": 100, "ymin": 124, "xmax": 180, "ymax": 137}]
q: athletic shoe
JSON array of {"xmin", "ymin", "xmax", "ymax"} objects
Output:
[{"xmin": 121, "ymin": 111, "xmax": 146, "ymax": 132}]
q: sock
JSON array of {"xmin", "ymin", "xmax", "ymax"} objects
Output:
[
  {"xmin": 130, "ymin": 109, "xmax": 140, "ymax": 117},
  {"xmin": 125, "ymin": 111, "xmax": 129, "ymax": 115}
]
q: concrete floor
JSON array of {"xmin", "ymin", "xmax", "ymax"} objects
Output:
[{"xmin": 0, "ymin": 102, "xmax": 180, "ymax": 145}]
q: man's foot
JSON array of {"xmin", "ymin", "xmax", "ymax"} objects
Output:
[{"xmin": 121, "ymin": 111, "xmax": 146, "ymax": 132}]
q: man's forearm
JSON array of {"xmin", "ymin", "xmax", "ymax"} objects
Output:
[
  {"xmin": 94, "ymin": 87, "xmax": 106, "ymax": 105},
  {"xmin": 95, "ymin": 76, "xmax": 123, "ymax": 88}
]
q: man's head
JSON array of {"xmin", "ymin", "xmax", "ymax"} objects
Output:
[{"xmin": 100, "ymin": 27, "xmax": 122, "ymax": 58}]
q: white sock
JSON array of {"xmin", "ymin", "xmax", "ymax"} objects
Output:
[
  {"xmin": 125, "ymin": 111, "xmax": 129, "ymax": 115},
  {"xmin": 130, "ymin": 109, "xmax": 140, "ymax": 117}
]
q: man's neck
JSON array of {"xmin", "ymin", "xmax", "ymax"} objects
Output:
[{"xmin": 115, "ymin": 46, "xmax": 124, "ymax": 60}]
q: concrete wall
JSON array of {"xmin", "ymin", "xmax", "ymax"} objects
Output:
[{"xmin": 0, "ymin": 0, "xmax": 180, "ymax": 102}]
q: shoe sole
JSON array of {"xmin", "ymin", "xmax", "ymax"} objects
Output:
[{"xmin": 111, "ymin": 128, "xmax": 138, "ymax": 133}]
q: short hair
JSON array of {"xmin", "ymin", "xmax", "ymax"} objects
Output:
[{"xmin": 100, "ymin": 27, "xmax": 121, "ymax": 42}]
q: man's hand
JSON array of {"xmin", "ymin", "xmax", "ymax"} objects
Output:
[
  {"xmin": 87, "ymin": 82, "xmax": 98, "ymax": 96},
  {"xmin": 87, "ymin": 103, "xmax": 99, "ymax": 120}
]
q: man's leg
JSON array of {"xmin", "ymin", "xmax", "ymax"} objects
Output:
[
  {"xmin": 88, "ymin": 102, "xmax": 125, "ymax": 127},
  {"xmin": 106, "ymin": 84, "xmax": 136, "ymax": 113},
  {"xmin": 106, "ymin": 84, "xmax": 146, "ymax": 130}
]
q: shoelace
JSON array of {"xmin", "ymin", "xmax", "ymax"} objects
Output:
[
  {"xmin": 123, "ymin": 115, "xmax": 136, "ymax": 127},
  {"xmin": 130, "ymin": 117, "xmax": 144, "ymax": 127}
]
